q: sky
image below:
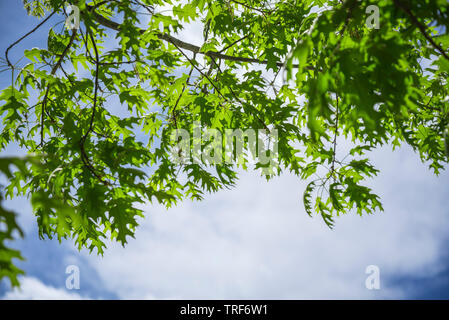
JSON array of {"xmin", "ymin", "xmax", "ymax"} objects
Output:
[{"xmin": 1, "ymin": 1, "xmax": 449, "ymax": 300}]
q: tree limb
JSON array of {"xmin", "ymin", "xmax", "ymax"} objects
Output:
[
  {"xmin": 86, "ymin": 6, "xmax": 310, "ymax": 69},
  {"xmin": 393, "ymin": 0, "xmax": 449, "ymax": 62}
]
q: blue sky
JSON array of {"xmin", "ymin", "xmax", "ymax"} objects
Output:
[{"xmin": 1, "ymin": 1, "xmax": 449, "ymax": 300}]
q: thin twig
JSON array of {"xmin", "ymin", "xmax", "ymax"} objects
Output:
[
  {"xmin": 40, "ymin": 29, "xmax": 78, "ymax": 147},
  {"xmin": 78, "ymin": 29, "xmax": 110, "ymax": 186},
  {"xmin": 171, "ymin": 60, "xmax": 195, "ymax": 127},
  {"xmin": 5, "ymin": 11, "xmax": 57, "ymax": 68}
]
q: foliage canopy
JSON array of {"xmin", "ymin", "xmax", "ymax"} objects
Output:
[{"xmin": 1, "ymin": 0, "xmax": 449, "ymax": 286}]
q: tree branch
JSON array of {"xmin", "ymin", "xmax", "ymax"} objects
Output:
[
  {"xmin": 393, "ymin": 0, "xmax": 449, "ymax": 62},
  {"xmin": 39, "ymin": 29, "xmax": 78, "ymax": 147},
  {"xmin": 78, "ymin": 29, "xmax": 110, "ymax": 186},
  {"xmin": 86, "ymin": 6, "xmax": 310, "ymax": 69},
  {"xmin": 5, "ymin": 11, "xmax": 57, "ymax": 69}
]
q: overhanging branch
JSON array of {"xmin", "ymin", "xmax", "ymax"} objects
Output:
[
  {"xmin": 87, "ymin": 6, "xmax": 308, "ymax": 69},
  {"xmin": 393, "ymin": 0, "xmax": 449, "ymax": 62}
]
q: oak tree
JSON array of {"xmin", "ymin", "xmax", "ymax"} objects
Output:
[{"xmin": 1, "ymin": 0, "xmax": 448, "ymax": 286}]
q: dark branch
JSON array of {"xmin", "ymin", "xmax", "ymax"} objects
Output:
[
  {"xmin": 393, "ymin": 0, "xmax": 449, "ymax": 62},
  {"xmin": 5, "ymin": 11, "xmax": 57, "ymax": 68},
  {"xmin": 40, "ymin": 29, "xmax": 78, "ymax": 147},
  {"xmin": 78, "ymin": 29, "xmax": 110, "ymax": 186}
]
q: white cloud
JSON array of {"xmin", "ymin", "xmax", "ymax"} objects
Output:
[
  {"xmin": 2, "ymin": 277, "xmax": 88, "ymax": 300},
  {"xmin": 79, "ymin": 144, "xmax": 449, "ymax": 299}
]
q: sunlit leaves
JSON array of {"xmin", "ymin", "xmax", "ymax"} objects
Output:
[
  {"xmin": 1, "ymin": 0, "xmax": 449, "ymax": 287},
  {"xmin": 0, "ymin": 192, "xmax": 25, "ymax": 287},
  {"xmin": 0, "ymin": 156, "xmax": 43, "ymax": 287}
]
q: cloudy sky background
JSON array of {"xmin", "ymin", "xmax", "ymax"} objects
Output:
[{"xmin": 1, "ymin": 1, "xmax": 449, "ymax": 300}]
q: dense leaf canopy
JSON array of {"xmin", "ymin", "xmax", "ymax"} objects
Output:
[{"xmin": 1, "ymin": 0, "xmax": 448, "ymax": 286}]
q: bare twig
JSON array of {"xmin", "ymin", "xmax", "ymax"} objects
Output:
[
  {"xmin": 5, "ymin": 11, "xmax": 57, "ymax": 68},
  {"xmin": 87, "ymin": 6, "xmax": 312, "ymax": 70}
]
